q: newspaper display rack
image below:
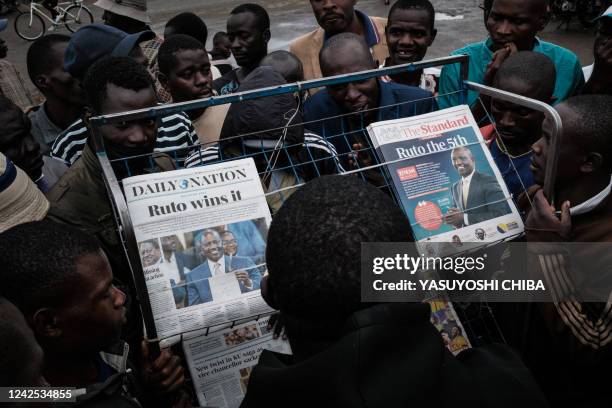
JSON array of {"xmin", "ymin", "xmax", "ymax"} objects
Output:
[{"xmin": 89, "ymin": 55, "xmax": 563, "ymax": 371}]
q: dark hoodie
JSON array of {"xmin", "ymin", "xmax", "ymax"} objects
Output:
[
  {"xmin": 241, "ymin": 303, "xmax": 548, "ymax": 408},
  {"xmin": 219, "ymin": 67, "xmax": 341, "ymax": 181}
]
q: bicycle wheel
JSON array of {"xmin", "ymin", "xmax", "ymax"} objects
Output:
[
  {"xmin": 14, "ymin": 11, "xmax": 45, "ymax": 41},
  {"xmin": 63, "ymin": 5, "xmax": 93, "ymax": 33}
]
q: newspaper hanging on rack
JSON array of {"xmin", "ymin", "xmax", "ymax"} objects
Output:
[
  {"xmin": 124, "ymin": 158, "xmax": 274, "ymax": 340},
  {"xmin": 368, "ymin": 105, "xmax": 524, "ymax": 256},
  {"xmin": 183, "ymin": 316, "xmax": 291, "ymax": 408}
]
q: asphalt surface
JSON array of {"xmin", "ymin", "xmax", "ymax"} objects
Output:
[{"xmin": 0, "ymin": 0, "xmax": 596, "ymax": 98}]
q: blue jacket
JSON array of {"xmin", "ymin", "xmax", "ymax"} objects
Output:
[
  {"xmin": 303, "ymin": 80, "xmax": 437, "ymax": 159},
  {"xmin": 186, "ymin": 255, "xmax": 261, "ymax": 306}
]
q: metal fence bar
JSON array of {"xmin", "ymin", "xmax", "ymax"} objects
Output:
[{"xmin": 465, "ymin": 81, "xmax": 563, "ymax": 203}]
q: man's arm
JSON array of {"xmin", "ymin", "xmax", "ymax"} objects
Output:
[
  {"xmin": 185, "ymin": 271, "xmax": 201, "ymax": 306},
  {"xmin": 526, "ymin": 190, "xmax": 612, "ymax": 351},
  {"xmin": 466, "ymin": 176, "xmax": 510, "ymax": 225},
  {"xmin": 437, "ymin": 62, "xmax": 462, "ymax": 110}
]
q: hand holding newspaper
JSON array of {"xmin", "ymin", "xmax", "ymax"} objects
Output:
[{"xmin": 124, "ymin": 158, "xmax": 273, "ymax": 341}]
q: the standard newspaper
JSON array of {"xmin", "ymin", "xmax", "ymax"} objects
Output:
[
  {"xmin": 124, "ymin": 158, "xmax": 273, "ymax": 340},
  {"xmin": 368, "ymin": 105, "xmax": 524, "ymax": 255},
  {"xmin": 183, "ymin": 316, "xmax": 291, "ymax": 408}
]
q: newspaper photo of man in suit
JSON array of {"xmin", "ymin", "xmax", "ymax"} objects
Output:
[
  {"xmin": 444, "ymin": 146, "xmax": 511, "ymax": 228},
  {"xmin": 186, "ymin": 229, "xmax": 262, "ymax": 307}
]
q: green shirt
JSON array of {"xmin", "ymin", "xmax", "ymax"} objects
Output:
[{"xmin": 437, "ymin": 38, "xmax": 584, "ymax": 109}]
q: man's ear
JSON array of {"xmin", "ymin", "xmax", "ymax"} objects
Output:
[
  {"xmin": 581, "ymin": 152, "xmax": 603, "ymax": 174},
  {"xmin": 262, "ymin": 29, "xmax": 271, "ymax": 44},
  {"xmin": 260, "ymin": 275, "xmax": 279, "ymax": 310},
  {"xmin": 158, "ymin": 72, "xmax": 169, "ymax": 90},
  {"xmin": 82, "ymin": 106, "xmax": 93, "ymax": 129},
  {"xmin": 34, "ymin": 74, "xmax": 49, "ymax": 91},
  {"xmin": 429, "ymin": 28, "xmax": 438, "ymax": 45},
  {"xmin": 32, "ymin": 308, "xmax": 62, "ymax": 339}
]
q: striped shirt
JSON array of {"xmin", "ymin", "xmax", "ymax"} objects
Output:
[
  {"xmin": 50, "ymin": 112, "xmax": 198, "ymax": 166},
  {"xmin": 184, "ymin": 131, "xmax": 345, "ymax": 177}
]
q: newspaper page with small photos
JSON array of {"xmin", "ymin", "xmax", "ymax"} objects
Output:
[
  {"xmin": 368, "ymin": 105, "xmax": 524, "ymax": 257},
  {"xmin": 428, "ymin": 299, "xmax": 471, "ymax": 355},
  {"xmin": 124, "ymin": 158, "xmax": 273, "ymax": 341},
  {"xmin": 183, "ymin": 316, "xmax": 291, "ymax": 408}
]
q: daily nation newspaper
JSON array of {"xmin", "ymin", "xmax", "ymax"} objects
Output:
[
  {"xmin": 368, "ymin": 105, "xmax": 524, "ymax": 256},
  {"xmin": 124, "ymin": 158, "xmax": 273, "ymax": 340},
  {"xmin": 183, "ymin": 316, "xmax": 291, "ymax": 408}
]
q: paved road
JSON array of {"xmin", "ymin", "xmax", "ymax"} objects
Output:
[{"xmin": 1, "ymin": 0, "xmax": 595, "ymax": 97}]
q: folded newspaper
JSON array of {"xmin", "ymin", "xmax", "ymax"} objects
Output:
[
  {"xmin": 124, "ymin": 158, "xmax": 274, "ymax": 340},
  {"xmin": 183, "ymin": 316, "xmax": 291, "ymax": 408},
  {"xmin": 428, "ymin": 299, "xmax": 471, "ymax": 355},
  {"xmin": 368, "ymin": 105, "xmax": 524, "ymax": 256}
]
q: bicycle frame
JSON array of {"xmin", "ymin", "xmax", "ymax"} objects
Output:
[{"xmin": 28, "ymin": 0, "xmax": 83, "ymax": 23}]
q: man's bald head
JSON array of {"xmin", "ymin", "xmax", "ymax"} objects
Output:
[{"xmin": 319, "ymin": 32, "xmax": 375, "ymax": 77}]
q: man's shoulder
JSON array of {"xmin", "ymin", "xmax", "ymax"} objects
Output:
[
  {"xmin": 536, "ymin": 39, "xmax": 580, "ymax": 66},
  {"xmin": 46, "ymin": 162, "xmax": 109, "ymax": 227},
  {"xmin": 384, "ymin": 81, "xmax": 432, "ymax": 100},
  {"xmin": 370, "ymin": 16, "xmax": 388, "ymax": 30},
  {"xmin": 231, "ymin": 255, "xmax": 256, "ymax": 267},
  {"xmin": 474, "ymin": 171, "xmax": 498, "ymax": 184},
  {"xmin": 289, "ymin": 28, "xmax": 323, "ymax": 55},
  {"xmin": 189, "ymin": 262, "xmax": 210, "ymax": 277},
  {"xmin": 450, "ymin": 40, "xmax": 488, "ymax": 57},
  {"xmin": 303, "ymin": 90, "xmax": 338, "ymax": 117}
]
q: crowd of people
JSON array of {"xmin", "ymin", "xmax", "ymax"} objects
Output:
[{"xmin": 1, "ymin": 0, "xmax": 612, "ymax": 406}]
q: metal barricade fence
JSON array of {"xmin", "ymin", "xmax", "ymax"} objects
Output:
[{"xmin": 88, "ymin": 55, "xmax": 563, "ymax": 349}]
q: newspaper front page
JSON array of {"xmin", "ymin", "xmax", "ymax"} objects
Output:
[
  {"xmin": 368, "ymin": 105, "xmax": 524, "ymax": 256},
  {"xmin": 183, "ymin": 316, "xmax": 291, "ymax": 407},
  {"xmin": 124, "ymin": 158, "xmax": 273, "ymax": 340}
]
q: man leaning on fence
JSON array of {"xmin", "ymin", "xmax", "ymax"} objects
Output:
[
  {"xmin": 519, "ymin": 95, "xmax": 612, "ymax": 407},
  {"xmin": 46, "ymin": 57, "xmax": 176, "ymax": 348},
  {"xmin": 303, "ymin": 33, "xmax": 436, "ymax": 173},
  {"xmin": 50, "ymin": 24, "xmax": 198, "ymax": 167}
]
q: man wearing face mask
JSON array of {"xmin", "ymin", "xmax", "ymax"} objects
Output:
[{"xmin": 46, "ymin": 57, "xmax": 176, "ymax": 332}]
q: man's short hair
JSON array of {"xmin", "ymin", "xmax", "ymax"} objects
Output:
[
  {"xmin": 26, "ymin": 34, "xmax": 71, "ymax": 88},
  {"xmin": 158, "ymin": 34, "xmax": 206, "ymax": 77},
  {"xmin": 230, "ymin": 3, "xmax": 270, "ymax": 32},
  {"xmin": 0, "ymin": 220, "xmax": 101, "ymax": 315},
  {"xmin": 266, "ymin": 175, "xmax": 412, "ymax": 331},
  {"xmin": 389, "ymin": 0, "xmax": 436, "ymax": 30},
  {"xmin": 260, "ymin": 50, "xmax": 304, "ymax": 83},
  {"xmin": 561, "ymin": 95, "xmax": 612, "ymax": 172},
  {"xmin": 140, "ymin": 238, "xmax": 160, "ymax": 250},
  {"xmin": 164, "ymin": 12, "xmax": 208, "ymax": 46},
  {"xmin": 213, "ymin": 31, "xmax": 229, "ymax": 46},
  {"xmin": 493, "ymin": 51, "xmax": 556, "ymax": 101},
  {"xmin": 0, "ymin": 297, "xmax": 42, "ymax": 386},
  {"xmin": 83, "ymin": 56, "xmax": 154, "ymax": 114},
  {"xmin": 452, "ymin": 146, "xmax": 474, "ymax": 159},
  {"xmin": 319, "ymin": 32, "xmax": 374, "ymax": 72}
]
